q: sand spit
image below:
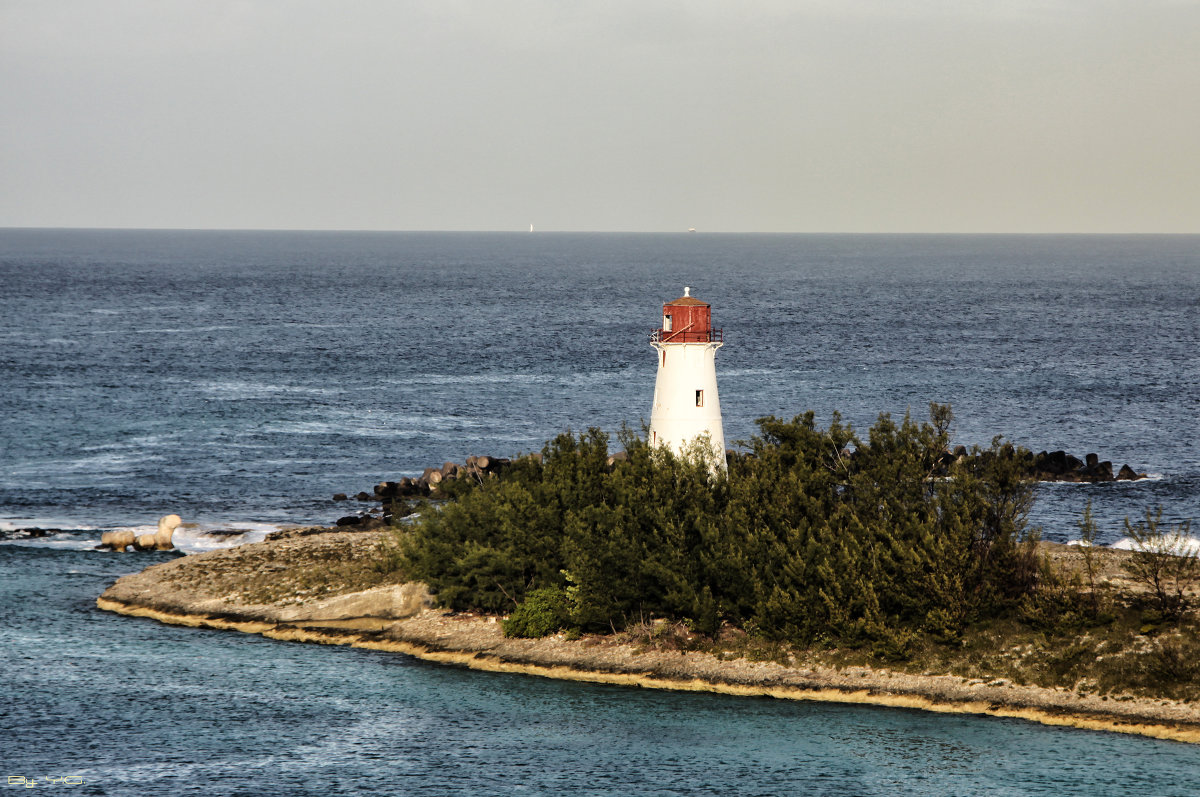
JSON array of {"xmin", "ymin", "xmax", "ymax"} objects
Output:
[{"xmin": 97, "ymin": 530, "xmax": 1200, "ymax": 745}]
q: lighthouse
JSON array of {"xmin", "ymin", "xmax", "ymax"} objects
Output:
[{"xmin": 649, "ymin": 287, "xmax": 727, "ymax": 470}]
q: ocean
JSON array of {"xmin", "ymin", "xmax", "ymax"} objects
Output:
[{"xmin": 2, "ymin": 230, "xmax": 1198, "ymax": 793}]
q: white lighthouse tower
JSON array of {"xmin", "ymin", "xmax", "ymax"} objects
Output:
[{"xmin": 649, "ymin": 287, "xmax": 727, "ymax": 470}]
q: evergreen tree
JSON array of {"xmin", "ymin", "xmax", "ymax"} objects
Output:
[{"xmin": 396, "ymin": 404, "xmax": 1043, "ymax": 652}]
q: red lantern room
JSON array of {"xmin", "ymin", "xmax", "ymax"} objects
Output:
[{"xmin": 651, "ymin": 287, "xmax": 723, "ymax": 344}]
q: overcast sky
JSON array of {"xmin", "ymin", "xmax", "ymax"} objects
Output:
[{"xmin": 2, "ymin": 1, "xmax": 1198, "ymax": 232}]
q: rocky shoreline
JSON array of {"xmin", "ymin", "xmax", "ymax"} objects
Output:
[{"xmin": 96, "ymin": 527, "xmax": 1200, "ymax": 745}]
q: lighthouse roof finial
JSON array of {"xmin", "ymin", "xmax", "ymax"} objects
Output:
[{"xmin": 684, "ymin": 286, "xmax": 690, "ymax": 297}]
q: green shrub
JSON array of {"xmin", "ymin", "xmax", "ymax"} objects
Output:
[
  {"xmin": 399, "ymin": 405, "xmax": 1044, "ymax": 655},
  {"xmin": 502, "ymin": 587, "xmax": 571, "ymax": 638}
]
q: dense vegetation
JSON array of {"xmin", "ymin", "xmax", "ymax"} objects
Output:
[{"xmin": 397, "ymin": 404, "xmax": 1048, "ymax": 654}]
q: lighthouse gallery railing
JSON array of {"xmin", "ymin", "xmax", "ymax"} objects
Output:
[{"xmin": 650, "ymin": 328, "xmax": 724, "ymax": 344}]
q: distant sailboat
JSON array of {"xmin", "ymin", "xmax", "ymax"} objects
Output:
[{"xmin": 530, "ymin": 223, "xmax": 534, "ymax": 233}]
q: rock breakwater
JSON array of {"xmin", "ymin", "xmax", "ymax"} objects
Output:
[{"xmin": 935, "ymin": 445, "xmax": 1148, "ymax": 483}]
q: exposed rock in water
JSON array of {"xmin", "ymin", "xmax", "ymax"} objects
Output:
[
  {"xmin": 359, "ymin": 453, "xmax": 521, "ymax": 503},
  {"xmin": 1028, "ymin": 450, "xmax": 1137, "ymax": 482},
  {"xmin": 99, "ymin": 529, "xmax": 136, "ymax": 552},
  {"xmin": 925, "ymin": 446, "xmax": 1149, "ymax": 484},
  {"xmin": 99, "ymin": 515, "xmax": 180, "ymax": 552},
  {"xmin": 1117, "ymin": 464, "xmax": 1147, "ymax": 481}
]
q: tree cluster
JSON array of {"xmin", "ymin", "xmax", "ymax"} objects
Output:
[{"xmin": 397, "ymin": 405, "xmax": 1043, "ymax": 653}]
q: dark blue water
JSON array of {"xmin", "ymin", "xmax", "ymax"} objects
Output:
[
  {"xmin": 2, "ymin": 230, "xmax": 1199, "ymax": 792},
  {"xmin": 2, "ymin": 230, "xmax": 1196, "ymax": 540}
]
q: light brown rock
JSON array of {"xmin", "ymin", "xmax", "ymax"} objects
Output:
[
  {"xmin": 100, "ymin": 530, "xmax": 136, "ymax": 552},
  {"xmin": 154, "ymin": 514, "xmax": 182, "ymax": 550}
]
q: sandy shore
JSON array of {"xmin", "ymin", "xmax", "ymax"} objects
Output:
[{"xmin": 97, "ymin": 528, "xmax": 1200, "ymax": 744}]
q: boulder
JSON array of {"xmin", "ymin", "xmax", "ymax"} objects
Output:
[
  {"xmin": 1036, "ymin": 450, "xmax": 1069, "ymax": 475},
  {"xmin": 332, "ymin": 493, "xmax": 348, "ymax": 501},
  {"xmin": 133, "ymin": 533, "xmax": 158, "ymax": 551},
  {"xmin": 154, "ymin": 514, "xmax": 182, "ymax": 550},
  {"xmin": 99, "ymin": 529, "xmax": 136, "ymax": 552},
  {"xmin": 1117, "ymin": 464, "xmax": 1145, "ymax": 481},
  {"xmin": 1033, "ymin": 450, "xmax": 1089, "ymax": 479}
]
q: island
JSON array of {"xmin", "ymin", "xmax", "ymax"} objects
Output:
[{"xmin": 97, "ymin": 407, "xmax": 1200, "ymax": 744}]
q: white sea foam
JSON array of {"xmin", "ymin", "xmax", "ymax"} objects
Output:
[
  {"xmin": 0, "ymin": 518, "xmax": 291, "ymax": 553},
  {"xmin": 170, "ymin": 521, "xmax": 288, "ymax": 553},
  {"xmin": 194, "ymin": 379, "xmax": 341, "ymax": 399},
  {"xmin": 128, "ymin": 325, "xmax": 239, "ymax": 335},
  {"xmin": 263, "ymin": 411, "xmax": 487, "ymax": 438},
  {"xmin": 0, "ymin": 531, "xmax": 104, "ymax": 550},
  {"xmin": 380, "ymin": 369, "xmax": 647, "ymax": 395},
  {"xmin": 1035, "ymin": 472, "xmax": 1166, "ymax": 487},
  {"xmin": 0, "ymin": 518, "xmax": 99, "ymax": 533},
  {"xmin": 1110, "ymin": 535, "xmax": 1200, "ymax": 557},
  {"xmin": 383, "ymin": 372, "xmax": 544, "ymax": 387},
  {"xmin": 719, "ymin": 368, "xmax": 781, "ymax": 378}
]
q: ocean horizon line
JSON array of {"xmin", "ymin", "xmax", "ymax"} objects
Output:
[{"xmin": 4, "ymin": 226, "xmax": 1200, "ymax": 237}]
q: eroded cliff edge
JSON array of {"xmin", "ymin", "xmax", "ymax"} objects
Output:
[{"xmin": 97, "ymin": 528, "xmax": 1200, "ymax": 745}]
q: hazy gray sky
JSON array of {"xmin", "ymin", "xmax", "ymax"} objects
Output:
[{"xmin": 2, "ymin": 1, "xmax": 1198, "ymax": 232}]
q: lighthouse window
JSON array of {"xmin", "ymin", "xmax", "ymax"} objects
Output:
[
  {"xmin": 695, "ymin": 389, "xmax": 704, "ymax": 407},
  {"xmin": 661, "ymin": 350, "xmax": 666, "ymax": 367},
  {"xmin": 663, "ymin": 314, "xmax": 673, "ymax": 331}
]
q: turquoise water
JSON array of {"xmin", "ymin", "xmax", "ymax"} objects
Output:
[
  {"xmin": 4, "ymin": 547, "xmax": 1199, "ymax": 796},
  {"xmin": 2, "ymin": 231, "xmax": 1199, "ymax": 793}
]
